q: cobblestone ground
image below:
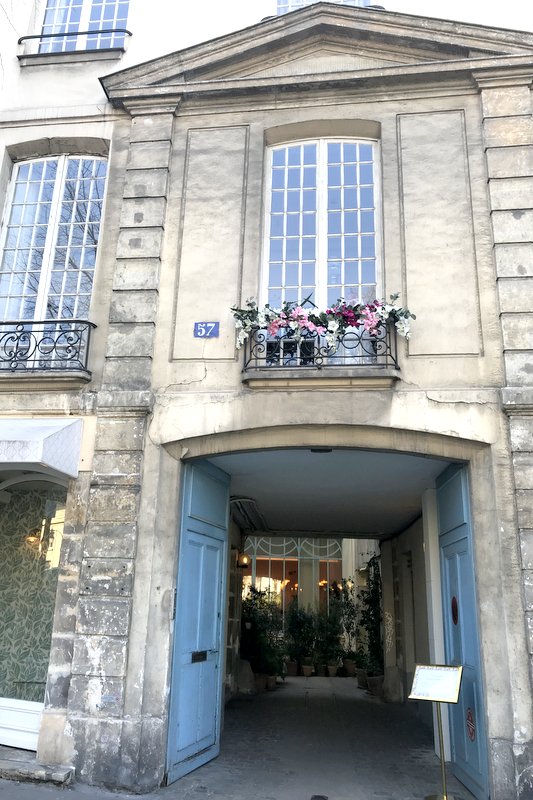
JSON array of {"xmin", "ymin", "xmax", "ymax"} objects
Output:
[{"xmin": 0, "ymin": 677, "xmax": 476, "ymax": 800}]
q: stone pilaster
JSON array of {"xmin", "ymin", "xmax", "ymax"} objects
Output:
[
  {"xmin": 65, "ymin": 110, "xmax": 174, "ymax": 785},
  {"xmin": 480, "ymin": 75, "xmax": 533, "ymax": 799}
]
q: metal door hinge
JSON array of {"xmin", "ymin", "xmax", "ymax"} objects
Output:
[{"xmin": 172, "ymin": 586, "xmax": 177, "ymax": 620}]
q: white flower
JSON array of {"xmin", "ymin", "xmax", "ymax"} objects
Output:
[{"xmin": 395, "ymin": 318, "xmax": 410, "ymax": 339}]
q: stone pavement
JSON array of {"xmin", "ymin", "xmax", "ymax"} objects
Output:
[{"xmin": 0, "ymin": 677, "xmax": 476, "ymax": 800}]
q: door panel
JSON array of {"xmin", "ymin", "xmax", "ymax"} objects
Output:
[
  {"xmin": 166, "ymin": 462, "xmax": 230, "ymax": 784},
  {"xmin": 437, "ymin": 466, "xmax": 489, "ymax": 800}
]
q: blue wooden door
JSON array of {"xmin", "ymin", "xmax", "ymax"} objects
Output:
[
  {"xmin": 166, "ymin": 461, "xmax": 230, "ymax": 784},
  {"xmin": 437, "ymin": 465, "xmax": 489, "ymax": 800}
]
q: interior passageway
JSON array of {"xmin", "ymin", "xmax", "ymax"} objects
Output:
[{"xmin": 176, "ymin": 677, "xmax": 475, "ymax": 800}]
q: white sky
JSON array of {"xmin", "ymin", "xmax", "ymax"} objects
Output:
[{"xmin": 176, "ymin": 1, "xmax": 533, "ymax": 51}]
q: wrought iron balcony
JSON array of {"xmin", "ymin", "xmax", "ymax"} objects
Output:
[
  {"xmin": 242, "ymin": 321, "xmax": 399, "ymax": 371},
  {"xmin": 0, "ymin": 320, "xmax": 96, "ymax": 375}
]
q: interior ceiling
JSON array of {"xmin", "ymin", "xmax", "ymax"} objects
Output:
[{"xmin": 208, "ymin": 448, "xmax": 450, "ymax": 540}]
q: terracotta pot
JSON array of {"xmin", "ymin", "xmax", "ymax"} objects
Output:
[
  {"xmin": 254, "ymin": 673, "xmax": 268, "ymax": 692},
  {"xmin": 367, "ymin": 675, "xmax": 384, "ymax": 697},
  {"xmin": 301, "ymin": 664, "xmax": 314, "ymax": 677},
  {"xmin": 343, "ymin": 658, "xmax": 356, "ymax": 676},
  {"xmin": 286, "ymin": 660, "xmax": 298, "ymax": 677},
  {"xmin": 266, "ymin": 675, "xmax": 277, "ymax": 691},
  {"xmin": 327, "ymin": 662, "xmax": 338, "ymax": 677},
  {"xmin": 355, "ymin": 668, "xmax": 368, "ymax": 689}
]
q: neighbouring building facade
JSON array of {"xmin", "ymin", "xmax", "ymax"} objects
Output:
[{"xmin": 0, "ymin": 2, "xmax": 533, "ymax": 799}]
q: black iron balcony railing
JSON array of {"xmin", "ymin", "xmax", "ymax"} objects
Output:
[
  {"xmin": 0, "ymin": 320, "xmax": 95, "ymax": 374},
  {"xmin": 242, "ymin": 320, "xmax": 399, "ymax": 371},
  {"xmin": 18, "ymin": 28, "xmax": 132, "ymax": 55}
]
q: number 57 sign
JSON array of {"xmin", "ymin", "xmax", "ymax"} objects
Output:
[{"xmin": 193, "ymin": 322, "xmax": 219, "ymax": 338}]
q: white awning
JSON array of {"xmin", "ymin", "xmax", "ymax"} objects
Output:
[{"xmin": 0, "ymin": 418, "xmax": 82, "ymax": 478}]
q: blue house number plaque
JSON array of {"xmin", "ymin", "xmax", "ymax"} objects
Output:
[{"xmin": 194, "ymin": 322, "xmax": 219, "ymax": 338}]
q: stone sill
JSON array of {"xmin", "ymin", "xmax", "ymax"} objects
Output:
[
  {"xmin": 0, "ymin": 371, "xmax": 91, "ymax": 391},
  {"xmin": 242, "ymin": 367, "xmax": 400, "ymax": 390},
  {"xmin": 18, "ymin": 48, "xmax": 124, "ymax": 67}
]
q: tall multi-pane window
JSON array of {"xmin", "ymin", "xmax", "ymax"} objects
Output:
[
  {"xmin": 39, "ymin": 0, "xmax": 129, "ymax": 53},
  {"xmin": 0, "ymin": 156, "xmax": 107, "ymax": 322},
  {"xmin": 264, "ymin": 139, "xmax": 379, "ymax": 310}
]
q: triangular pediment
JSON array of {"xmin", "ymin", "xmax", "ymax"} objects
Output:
[{"xmin": 101, "ymin": 2, "xmax": 533, "ymax": 105}]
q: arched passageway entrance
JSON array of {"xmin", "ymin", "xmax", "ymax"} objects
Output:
[{"xmin": 164, "ymin": 428, "xmax": 492, "ymax": 799}]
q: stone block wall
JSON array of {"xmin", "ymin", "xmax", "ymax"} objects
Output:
[
  {"xmin": 58, "ymin": 111, "xmax": 174, "ymax": 786},
  {"xmin": 480, "ymin": 77, "xmax": 533, "ymax": 799}
]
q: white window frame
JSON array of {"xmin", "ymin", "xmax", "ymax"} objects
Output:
[
  {"xmin": 261, "ymin": 137, "xmax": 382, "ymax": 312},
  {"xmin": 0, "ymin": 155, "xmax": 107, "ymax": 323},
  {"xmin": 39, "ymin": 0, "xmax": 129, "ymax": 53}
]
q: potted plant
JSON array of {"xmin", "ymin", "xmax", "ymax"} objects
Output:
[
  {"xmin": 285, "ymin": 601, "xmax": 316, "ymax": 676},
  {"xmin": 357, "ymin": 556, "xmax": 384, "ymax": 695},
  {"xmin": 240, "ymin": 587, "xmax": 284, "ymax": 690}
]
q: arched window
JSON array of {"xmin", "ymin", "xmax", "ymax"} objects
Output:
[
  {"xmin": 262, "ymin": 138, "xmax": 380, "ymax": 310},
  {"xmin": 0, "ymin": 155, "xmax": 107, "ymax": 322}
]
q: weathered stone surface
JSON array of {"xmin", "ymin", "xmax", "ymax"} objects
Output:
[
  {"xmin": 120, "ymin": 197, "xmax": 166, "ymax": 229},
  {"xmin": 522, "ymin": 532, "xmax": 533, "ymax": 571},
  {"xmin": 83, "ymin": 521, "xmax": 137, "ymax": 559},
  {"xmin": 68, "ymin": 717, "xmax": 123, "ymax": 785},
  {"xmin": 95, "ymin": 417, "xmax": 145, "ymax": 451},
  {"xmin": 120, "ymin": 717, "xmax": 166, "ymax": 792},
  {"xmin": 116, "ymin": 228, "xmax": 163, "ymax": 259},
  {"xmin": 524, "ymin": 571, "xmax": 533, "ymax": 611},
  {"xmin": 498, "ymin": 278, "xmax": 533, "ymax": 312},
  {"xmin": 62, "ymin": 472, "xmax": 91, "ymax": 535},
  {"xmin": 123, "ymin": 168, "xmax": 168, "ymax": 199},
  {"xmin": 484, "ymin": 117, "xmax": 533, "ymax": 148},
  {"xmin": 72, "ymin": 636, "xmax": 128, "ymax": 677},
  {"xmin": 102, "ymin": 357, "xmax": 152, "ymax": 391},
  {"xmin": 492, "ymin": 209, "xmax": 533, "ymax": 244},
  {"xmin": 517, "ymin": 741, "xmax": 533, "ymax": 800},
  {"xmin": 494, "ymin": 244, "xmax": 533, "ymax": 278},
  {"xmin": 514, "ymin": 454, "xmax": 533, "ymax": 489},
  {"xmin": 501, "ymin": 313, "xmax": 533, "ymax": 350},
  {"xmin": 510, "ymin": 418, "xmax": 533, "ymax": 452},
  {"xmin": 482, "ymin": 86, "xmax": 532, "ymax": 119},
  {"xmin": 517, "ymin": 490, "xmax": 533, "ymax": 529},
  {"xmin": 528, "ymin": 614, "xmax": 533, "ymax": 654},
  {"xmin": 490, "ymin": 738, "xmax": 519, "ymax": 800},
  {"xmin": 80, "ymin": 559, "xmax": 134, "ymax": 596},
  {"xmin": 113, "ymin": 258, "xmax": 161, "ymax": 291},
  {"xmin": 398, "ymin": 111, "xmax": 480, "ymax": 356},
  {"xmin": 489, "ymin": 177, "xmax": 533, "ymax": 211},
  {"xmin": 502, "ymin": 388, "xmax": 533, "ymax": 410},
  {"xmin": 88, "ymin": 486, "xmax": 139, "ymax": 522},
  {"xmin": 51, "ymin": 574, "xmax": 79, "ymax": 634},
  {"xmin": 127, "ymin": 140, "xmax": 171, "ymax": 170},
  {"xmin": 68, "ymin": 675, "xmax": 124, "ymax": 717},
  {"xmin": 109, "ymin": 289, "xmax": 158, "ymax": 323},
  {"xmin": 106, "ymin": 323, "xmax": 155, "ymax": 358},
  {"xmin": 76, "ymin": 597, "xmax": 131, "ymax": 636},
  {"xmin": 96, "ymin": 390, "xmax": 153, "ymax": 411},
  {"xmin": 486, "ymin": 146, "xmax": 533, "ymax": 179},
  {"xmin": 91, "ymin": 451, "xmax": 142, "ymax": 485},
  {"xmin": 505, "ymin": 353, "xmax": 533, "ymax": 387},
  {"xmin": 130, "ymin": 114, "xmax": 173, "ymax": 143}
]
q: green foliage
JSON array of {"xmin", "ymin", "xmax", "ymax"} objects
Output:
[
  {"xmin": 285, "ymin": 601, "xmax": 315, "ymax": 663},
  {"xmin": 314, "ymin": 595, "xmax": 343, "ymax": 664},
  {"xmin": 357, "ymin": 556, "xmax": 384, "ymax": 675},
  {"xmin": 240, "ymin": 587, "xmax": 284, "ymax": 676}
]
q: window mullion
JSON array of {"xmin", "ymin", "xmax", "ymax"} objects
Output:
[
  {"xmin": 34, "ymin": 156, "xmax": 67, "ymax": 320},
  {"xmin": 316, "ymin": 140, "xmax": 329, "ymax": 310}
]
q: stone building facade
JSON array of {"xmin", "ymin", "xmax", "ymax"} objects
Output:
[{"xmin": 0, "ymin": 3, "xmax": 533, "ymax": 799}]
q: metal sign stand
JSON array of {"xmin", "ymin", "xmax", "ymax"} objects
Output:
[
  {"xmin": 425, "ymin": 701, "xmax": 454, "ymax": 800},
  {"xmin": 408, "ymin": 664, "xmax": 463, "ymax": 800}
]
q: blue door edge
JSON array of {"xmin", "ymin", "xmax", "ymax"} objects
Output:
[
  {"xmin": 164, "ymin": 459, "xmax": 230, "ymax": 785},
  {"xmin": 437, "ymin": 464, "xmax": 490, "ymax": 800}
]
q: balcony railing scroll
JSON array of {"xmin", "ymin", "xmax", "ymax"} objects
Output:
[
  {"xmin": 242, "ymin": 320, "xmax": 399, "ymax": 371},
  {"xmin": 0, "ymin": 320, "xmax": 95, "ymax": 374}
]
